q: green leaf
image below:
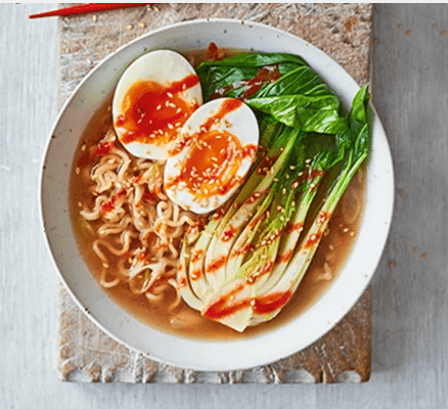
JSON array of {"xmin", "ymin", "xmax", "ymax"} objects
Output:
[
  {"xmin": 197, "ymin": 52, "xmax": 309, "ymax": 69},
  {"xmin": 256, "ymin": 66, "xmax": 330, "ymax": 98},
  {"xmin": 349, "ymin": 83, "xmax": 371, "ymax": 135},
  {"xmin": 247, "ymin": 95, "xmax": 349, "ymax": 133},
  {"xmin": 197, "ymin": 53, "xmax": 309, "ymax": 101}
]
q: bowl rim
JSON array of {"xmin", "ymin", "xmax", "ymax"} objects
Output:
[{"xmin": 40, "ymin": 18, "xmax": 395, "ymax": 371}]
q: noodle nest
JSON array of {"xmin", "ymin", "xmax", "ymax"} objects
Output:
[{"xmin": 79, "ymin": 130, "xmax": 204, "ymax": 310}]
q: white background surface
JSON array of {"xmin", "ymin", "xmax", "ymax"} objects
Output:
[{"xmin": 1, "ymin": 3, "xmax": 447, "ymax": 408}]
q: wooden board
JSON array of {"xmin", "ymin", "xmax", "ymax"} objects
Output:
[{"xmin": 57, "ymin": 3, "xmax": 372, "ymax": 383}]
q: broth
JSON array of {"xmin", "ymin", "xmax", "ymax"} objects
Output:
[{"xmin": 69, "ymin": 50, "xmax": 366, "ymax": 341}]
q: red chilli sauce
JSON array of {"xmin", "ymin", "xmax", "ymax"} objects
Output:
[{"xmin": 203, "ymin": 287, "xmax": 293, "ymax": 320}]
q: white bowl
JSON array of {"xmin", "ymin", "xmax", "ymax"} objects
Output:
[{"xmin": 40, "ymin": 19, "xmax": 394, "ymax": 371}]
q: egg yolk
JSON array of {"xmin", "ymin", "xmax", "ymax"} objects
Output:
[
  {"xmin": 182, "ymin": 129, "xmax": 244, "ymax": 198},
  {"xmin": 115, "ymin": 74, "xmax": 200, "ymax": 146}
]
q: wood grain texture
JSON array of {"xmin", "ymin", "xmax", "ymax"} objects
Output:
[
  {"xmin": 56, "ymin": 3, "xmax": 373, "ymax": 384},
  {"xmin": 2, "ymin": 2, "xmax": 448, "ymax": 408}
]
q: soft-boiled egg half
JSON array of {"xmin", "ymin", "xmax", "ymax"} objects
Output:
[
  {"xmin": 164, "ymin": 98, "xmax": 259, "ymax": 214},
  {"xmin": 112, "ymin": 50, "xmax": 203, "ymax": 160}
]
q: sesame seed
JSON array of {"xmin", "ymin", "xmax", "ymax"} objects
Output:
[
  {"xmin": 102, "ymin": 263, "xmax": 110, "ymax": 268},
  {"xmin": 305, "ymin": 159, "xmax": 311, "ymax": 164},
  {"xmin": 250, "ymin": 300, "xmax": 256, "ymax": 306},
  {"xmin": 127, "ymin": 25, "xmax": 133, "ymax": 30},
  {"xmin": 168, "ymin": 123, "xmax": 174, "ymax": 130},
  {"xmin": 290, "ymin": 165, "xmax": 296, "ymax": 170},
  {"xmin": 343, "ymin": 228, "xmax": 349, "ymax": 233},
  {"xmin": 273, "ymin": 178, "xmax": 279, "ymax": 182},
  {"xmin": 81, "ymin": 144, "xmax": 86, "ymax": 151},
  {"xmin": 92, "ymin": 14, "xmax": 97, "ymax": 22},
  {"xmin": 138, "ymin": 21, "xmax": 146, "ymax": 28},
  {"xmin": 156, "ymin": 104, "xmax": 162, "ymax": 110},
  {"xmin": 78, "ymin": 202, "xmax": 82, "ymax": 208},
  {"xmin": 350, "ymin": 231, "xmax": 355, "ymax": 236},
  {"xmin": 75, "ymin": 167, "xmax": 80, "ymax": 175},
  {"xmin": 329, "ymin": 244, "xmax": 334, "ymax": 251}
]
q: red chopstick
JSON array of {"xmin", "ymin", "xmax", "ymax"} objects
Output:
[{"xmin": 29, "ymin": 3, "xmax": 151, "ymax": 19}]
